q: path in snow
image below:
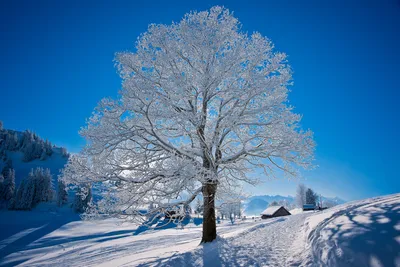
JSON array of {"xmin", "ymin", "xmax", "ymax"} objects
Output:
[{"xmin": 144, "ymin": 213, "xmax": 315, "ymax": 267}]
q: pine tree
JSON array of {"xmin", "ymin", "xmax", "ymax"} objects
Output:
[
  {"xmin": 1, "ymin": 159, "xmax": 13, "ymax": 177},
  {"xmin": 2, "ymin": 169, "xmax": 15, "ymax": 201},
  {"xmin": 61, "ymin": 147, "xmax": 69, "ymax": 158},
  {"xmin": 270, "ymin": 201, "xmax": 279, "ymax": 206},
  {"xmin": 15, "ymin": 179, "xmax": 26, "ymax": 209},
  {"xmin": 20, "ymin": 178, "xmax": 35, "ymax": 210},
  {"xmin": 306, "ymin": 188, "xmax": 317, "ymax": 205},
  {"xmin": 57, "ymin": 179, "xmax": 68, "ymax": 207},
  {"xmin": 0, "ymin": 174, "xmax": 4, "ymax": 199}
]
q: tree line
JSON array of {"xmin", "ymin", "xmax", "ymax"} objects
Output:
[
  {"xmin": 0, "ymin": 122, "xmax": 69, "ymax": 162},
  {"xmin": 0, "ymin": 158, "xmax": 91, "ymax": 213}
]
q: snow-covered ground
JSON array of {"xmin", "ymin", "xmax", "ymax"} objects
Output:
[{"xmin": 0, "ymin": 194, "xmax": 398, "ymax": 266}]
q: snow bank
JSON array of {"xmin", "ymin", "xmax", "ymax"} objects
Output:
[
  {"xmin": 0, "ymin": 193, "xmax": 398, "ymax": 266},
  {"xmin": 300, "ymin": 193, "xmax": 400, "ymax": 267},
  {"xmin": 289, "ymin": 208, "xmax": 303, "ymax": 215}
]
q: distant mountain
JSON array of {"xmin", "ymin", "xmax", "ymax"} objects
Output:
[
  {"xmin": 244, "ymin": 198, "xmax": 269, "ymax": 216},
  {"xmin": 247, "ymin": 195, "xmax": 295, "ymax": 204}
]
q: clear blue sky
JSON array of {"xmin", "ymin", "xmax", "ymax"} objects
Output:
[{"xmin": 1, "ymin": 0, "xmax": 399, "ymax": 200}]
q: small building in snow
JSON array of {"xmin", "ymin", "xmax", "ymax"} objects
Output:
[
  {"xmin": 302, "ymin": 204, "xmax": 316, "ymax": 211},
  {"xmin": 260, "ymin": 206, "xmax": 291, "ymax": 219}
]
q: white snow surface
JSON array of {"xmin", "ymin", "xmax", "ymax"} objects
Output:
[{"xmin": 0, "ymin": 193, "xmax": 399, "ymax": 266}]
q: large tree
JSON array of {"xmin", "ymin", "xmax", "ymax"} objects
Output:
[{"xmin": 61, "ymin": 6, "xmax": 315, "ymax": 243}]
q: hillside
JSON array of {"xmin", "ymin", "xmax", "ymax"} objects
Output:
[
  {"xmin": 0, "ymin": 127, "xmax": 69, "ymax": 187},
  {"xmin": 0, "ymin": 193, "xmax": 397, "ymax": 266}
]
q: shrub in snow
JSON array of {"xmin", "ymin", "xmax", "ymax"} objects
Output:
[
  {"xmin": 74, "ymin": 186, "xmax": 92, "ymax": 213},
  {"xmin": 194, "ymin": 198, "xmax": 203, "ymax": 216}
]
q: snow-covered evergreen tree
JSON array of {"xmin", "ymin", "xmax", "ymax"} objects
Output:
[
  {"xmin": 14, "ymin": 179, "xmax": 26, "ymax": 209},
  {"xmin": 0, "ymin": 174, "xmax": 4, "ymax": 198},
  {"xmin": 306, "ymin": 188, "xmax": 317, "ymax": 205},
  {"xmin": 57, "ymin": 179, "xmax": 68, "ymax": 207},
  {"xmin": 0, "ymin": 121, "xmax": 3, "ymax": 131},
  {"xmin": 2, "ymin": 169, "xmax": 15, "ymax": 201},
  {"xmin": 270, "ymin": 201, "xmax": 279, "ymax": 206},
  {"xmin": 20, "ymin": 177, "xmax": 35, "ymax": 210},
  {"xmin": 31, "ymin": 168, "xmax": 54, "ymax": 204},
  {"xmin": 61, "ymin": 6, "xmax": 315, "ymax": 242},
  {"xmin": 60, "ymin": 147, "xmax": 68, "ymax": 158},
  {"xmin": 1, "ymin": 159, "xmax": 12, "ymax": 177}
]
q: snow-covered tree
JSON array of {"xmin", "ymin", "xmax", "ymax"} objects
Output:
[
  {"xmin": 61, "ymin": 147, "xmax": 69, "ymax": 158},
  {"xmin": 296, "ymin": 183, "xmax": 307, "ymax": 208},
  {"xmin": 306, "ymin": 188, "xmax": 317, "ymax": 205},
  {"xmin": 0, "ymin": 121, "xmax": 3, "ymax": 131},
  {"xmin": 74, "ymin": 186, "xmax": 92, "ymax": 213},
  {"xmin": 194, "ymin": 198, "xmax": 203, "ymax": 217},
  {"xmin": 57, "ymin": 179, "xmax": 68, "ymax": 207},
  {"xmin": 19, "ymin": 177, "xmax": 35, "ymax": 210},
  {"xmin": 61, "ymin": 6, "xmax": 315, "ymax": 242},
  {"xmin": 1, "ymin": 159, "xmax": 12, "ymax": 177},
  {"xmin": 0, "ymin": 175, "xmax": 4, "ymax": 199},
  {"xmin": 2, "ymin": 169, "xmax": 15, "ymax": 201},
  {"xmin": 11, "ymin": 168, "xmax": 54, "ymax": 210},
  {"xmin": 30, "ymin": 168, "xmax": 53, "ymax": 204},
  {"xmin": 269, "ymin": 201, "xmax": 279, "ymax": 206}
]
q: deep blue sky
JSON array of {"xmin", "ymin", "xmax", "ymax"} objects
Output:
[{"xmin": 1, "ymin": 0, "xmax": 399, "ymax": 200}]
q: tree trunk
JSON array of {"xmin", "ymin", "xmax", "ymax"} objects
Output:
[{"xmin": 201, "ymin": 182, "xmax": 217, "ymax": 243}]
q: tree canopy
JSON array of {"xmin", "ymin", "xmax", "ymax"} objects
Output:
[{"xmin": 61, "ymin": 6, "xmax": 315, "ymax": 242}]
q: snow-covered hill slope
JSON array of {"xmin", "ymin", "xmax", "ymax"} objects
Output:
[
  {"xmin": 0, "ymin": 193, "xmax": 398, "ymax": 266},
  {"xmin": 3, "ymin": 150, "xmax": 68, "ymax": 186},
  {"xmin": 0, "ymin": 127, "xmax": 69, "ymax": 186},
  {"xmin": 299, "ymin": 193, "xmax": 400, "ymax": 267}
]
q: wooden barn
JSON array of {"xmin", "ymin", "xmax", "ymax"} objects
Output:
[{"xmin": 260, "ymin": 206, "xmax": 291, "ymax": 219}]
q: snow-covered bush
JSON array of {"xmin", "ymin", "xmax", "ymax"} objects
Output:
[{"xmin": 74, "ymin": 186, "xmax": 92, "ymax": 213}]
